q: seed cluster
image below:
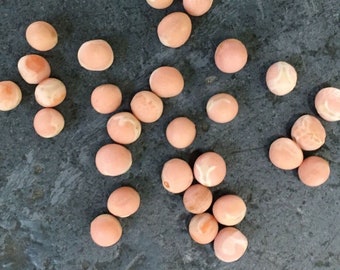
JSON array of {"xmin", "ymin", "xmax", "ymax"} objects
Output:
[
  {"xmin": 269, "ymin": 88, "xmax": 338, "ymax": 187},
  {"xmin": 0, "ymin": 21, "xmax": 67, "ymax": 138},
  {"xmin": 0, "ymin": 0, "xmax": 338, "ymax": 265},
  {"xmin": 90, "ymin": 186, "xmax": 141, "ymax": 247},
  {"xmin": 88, "ymin": 1, "xmax": 250, "ymax": 262}
]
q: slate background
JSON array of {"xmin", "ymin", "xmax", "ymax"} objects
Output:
[{"xmin": 0, "ymin": 0, "xmax": 339, "ymax": 269}]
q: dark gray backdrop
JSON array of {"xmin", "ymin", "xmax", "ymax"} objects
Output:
[{"xmin": 0, "ymin": 1, "xmax": 339, "ymax": 269}]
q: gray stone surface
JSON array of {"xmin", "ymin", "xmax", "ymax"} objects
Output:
[{"xmin": 0, "ymin": 0, "xmax": 339, "ymax": 269}]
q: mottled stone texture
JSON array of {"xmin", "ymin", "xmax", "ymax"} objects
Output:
[{"xmin": 0, "ymin": 1, "xmax": 339, "ymax": 269}]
